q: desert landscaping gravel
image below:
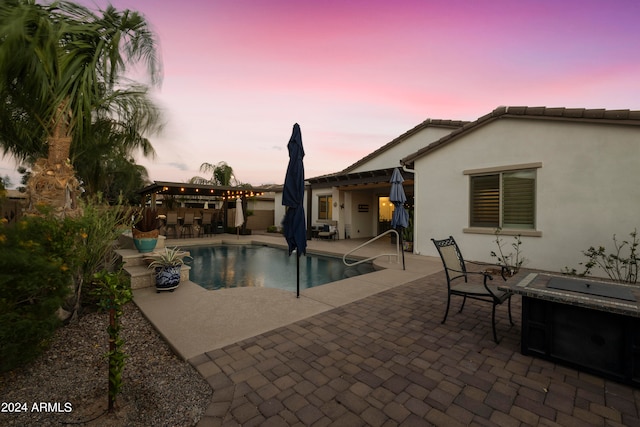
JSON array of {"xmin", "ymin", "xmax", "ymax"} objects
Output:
[{"xmin": 0, "ymin": 303, "xmax": 212, "ymax": 426}]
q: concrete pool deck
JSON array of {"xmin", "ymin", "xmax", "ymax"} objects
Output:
[{"xmin": 133, "ymin": 233, "xmax": 442, "ymax": 360}]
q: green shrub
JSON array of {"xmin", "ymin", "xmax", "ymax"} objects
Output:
[
  {"xmin": 0, "ymin": 216, "xmax": 74, "ymax": 372},
  {"xmin": 266, "ymin": 225, "xmax": 281, "ymax": 233},
  {"xmin": 0, "ymin": 199, "xmax": 131, "ymax": 372},
  {"xmin": 62, "ymin": 201, "xmax": 132, "ymax": 315}
]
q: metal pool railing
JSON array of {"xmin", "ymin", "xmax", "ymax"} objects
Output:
[{"xmin": 342, "ymin": 229, "xmax": 404, "ymax": 270}]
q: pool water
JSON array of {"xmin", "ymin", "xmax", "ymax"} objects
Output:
[{"xmin": 187, "ymin": 245, "xmax": 375, "ymax": 291}]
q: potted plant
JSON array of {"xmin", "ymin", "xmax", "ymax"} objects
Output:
[
  {"xmin": 146, "ymin": 247, "xmax": 191, "ymax": 292},
  {"xmin": 131, "ymin": 207, "xmax": 160, "ymax": 253}
]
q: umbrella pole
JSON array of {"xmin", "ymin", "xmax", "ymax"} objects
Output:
[
  {"xmin": 398, "ymin": 227, "xmax": 406, "ymax": 270},
  {"xmin": 296, "ymin": 254, "xmax": 300, "ymax": 298}
]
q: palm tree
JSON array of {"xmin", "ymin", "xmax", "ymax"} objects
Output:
[
  {"xmin": 0, "ymin": 0, "xmax": 162, "ymax": 213},
  {"xmin": 74, "ymin": 144, "xmax": 150, "ymax": 205},
  {"xmin": 73, "ymin": 118, "xmax": 153, "ymax": 203},
  {"xmin": 190, "ymin": 161, "xmax": 241, "ymax": 186}
]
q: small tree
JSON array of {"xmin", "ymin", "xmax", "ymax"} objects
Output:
[{"xmin": 91, "ymin": 269, "xmax": 132, "ymax": 413}]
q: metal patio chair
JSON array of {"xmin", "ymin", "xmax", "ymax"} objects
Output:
[{"xmin": 431, "ymin": 235, "xmax": 513, "ymax": 343}]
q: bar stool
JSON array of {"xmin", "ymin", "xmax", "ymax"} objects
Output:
[
  {"xmin": 165, "ymin": 212, "xmax": 179, "ymax": 238},
  {"xmin": 200, "ymin": 211, "xmax": 213, "ymax": 237},
  {"xmin": 182, "ymin": 212, "xmax": 195, "ymax": 238}
]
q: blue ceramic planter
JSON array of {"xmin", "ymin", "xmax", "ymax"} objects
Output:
[
  {"xmin": 133, "ymin": 237, "xmax": 158, "ymax": 253},
  {"xmin": 155, "ymin": 265, "xmax": 181, "ymax": 292}
]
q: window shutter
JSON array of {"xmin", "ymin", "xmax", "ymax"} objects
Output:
[
  {"xmin": 503, "ymin": 171, "xmax": 535, "ymax": 229},
  {"xmin": 470, "ymin": 175, "xmax": 499, "ymax": 227}
]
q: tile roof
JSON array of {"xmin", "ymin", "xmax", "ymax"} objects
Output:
[
  {"xmin": 306, "ymin": 119, "xmax": 469, "ymax": 185},
  {"xmin": 401, "ymin": 106, "xmax": 640, "ymax": 166},
  {"xmin": 307, "ymin": 119, "xmax": 468, "ymax": 184},
  {"xmin": 307, "ymin": 166, "xmax": 412, "ymax": 188},
  {"xmin": 340, "ymin": 118, "xmax": 468, "ymax": 174}
]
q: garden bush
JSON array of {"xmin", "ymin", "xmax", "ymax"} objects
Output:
[
  {"xmin": 60, "ymin": 200, "xmax": 132, "ymax": 317},
  {"xmin": 564, "ymin": 229, "xmax": 638, "ymax": 284},
  {"xmin": 0, "ymin": 199, "xmax": 131, "ymax": 372},
  {"xmin": 0, "ymin": 215, "xmax": 74, "ymax": 372}
]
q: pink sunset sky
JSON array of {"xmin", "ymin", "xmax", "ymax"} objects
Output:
[{"xmin": 2, "ymin": 0, "xmax": 640, "ymax": 187}]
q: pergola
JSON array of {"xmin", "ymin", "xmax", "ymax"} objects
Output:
[
  {"xmin": 137, "ymin": 181, "xmax": 267, "ymax": 206},
  {"xmin": 137, "ymin": 181, "xmax": 270, "ymax": 232}
]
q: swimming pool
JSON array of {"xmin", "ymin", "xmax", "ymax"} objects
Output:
[{"xmin": 187, "ymin": 245, "xmax": 375, "ymax": 291}]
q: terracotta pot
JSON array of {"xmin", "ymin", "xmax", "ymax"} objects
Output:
[{"xmin": 131, "ymin": 228, "xmax": 159, "ymax": 239}]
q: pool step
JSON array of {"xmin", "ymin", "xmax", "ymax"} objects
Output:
[{"xmin": 116, "ymin": 248, "xmax": 191, "ymax": 290}]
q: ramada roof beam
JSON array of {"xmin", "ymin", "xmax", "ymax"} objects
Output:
[{"xmin": 138, "ymin": 181, "xmax": 265, "ymax": 198}]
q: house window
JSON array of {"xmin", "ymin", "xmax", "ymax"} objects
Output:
[
  {"xmin": 469, "ymin": 169, "xmax": 536, "ymax": 230},
  {"xmin": 318, "ymin": 195, "xmax": 332, "ymax": 220}
]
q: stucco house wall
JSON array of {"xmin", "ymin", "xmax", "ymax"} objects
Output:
[
  {"xmin": 274, "ymin": 191, "xmax": 308, "ymax": 231},
  {"xmin": 303, "ymin": 120, "xmax": 467, "ymax": 239},
  {"xmin": 273, "ymin": 192, "xmax": 285, "ymax": 228},
  {"xmin": 409, "ymin": 113, "xmax": 640, "ymax": 274},
  {"xmin": 347, "ymin": 189, "xmax": 377, "ymax": 239}
]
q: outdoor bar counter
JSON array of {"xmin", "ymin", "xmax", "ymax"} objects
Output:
[{"xmin": 499, "ymin": 272, "xmax": 640, "ymax": 387}]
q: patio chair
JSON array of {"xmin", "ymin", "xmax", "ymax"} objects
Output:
[
  {"xmin": 165, "ymin": 212, "xmax": 179, "ymax": 238},
  {"xmin": 182, "ymin": 212, "xmax": 195, "ymax": 238},
  {"xmin": 431, "ymin": 236, "xmax": 513, "ymax": 343},
  {"xmin": 317, "ymin": 224, "xmax": 337, "ymax": 240},
  {"xmin": 200, "ymin": 211, "xmax": 213, "ymax": 237}
]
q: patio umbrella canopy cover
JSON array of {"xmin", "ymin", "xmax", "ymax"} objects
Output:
[
  {"xmin": 282, "ymin": 123, "xmax": 307, "ymax": 256},
  {"xmin": 282, "ymin": 123, "xmax": 307, "ymax": 297},
  {"xmin": 235, "ymin": 197, "xmax": 244, "ymax": 238},
  {"xmin": 390, "ymin": 167, "xmax": 408, "ymax": 269}
]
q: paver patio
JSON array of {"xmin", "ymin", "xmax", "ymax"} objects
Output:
[{"xmin": 188, "ymin": 269, "xmax": 640, "ymax": 426}]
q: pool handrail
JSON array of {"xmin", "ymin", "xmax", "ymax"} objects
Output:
[{"xmin": 342, "ymin": 229, "xmax": 404, "ymax": 270}]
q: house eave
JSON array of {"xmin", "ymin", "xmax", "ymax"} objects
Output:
[
  {"xmin": 307, "ymin": 167, "xmax": 413, "ymax": 189},
  {"xmin": 401, "ymin": 106, "xmax": 640, "ymax": 167}
]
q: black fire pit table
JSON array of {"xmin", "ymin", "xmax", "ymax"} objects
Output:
[{"xmin": 499, "ymin": 273, "xmax": 640, "ymax": 387}]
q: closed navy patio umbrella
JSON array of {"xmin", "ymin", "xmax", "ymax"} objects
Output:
[
  {"xmin": 390, "ymin": 167, "xmax": 408, "ymax": 270},
  {"xmin": 282, "ymin": 123, "xmax": 307, "ymax": 297}
]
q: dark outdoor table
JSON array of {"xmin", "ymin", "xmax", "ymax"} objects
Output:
[{"xmin": 499, "ymin": 273, "xmax": 640, "ymax": 387}]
